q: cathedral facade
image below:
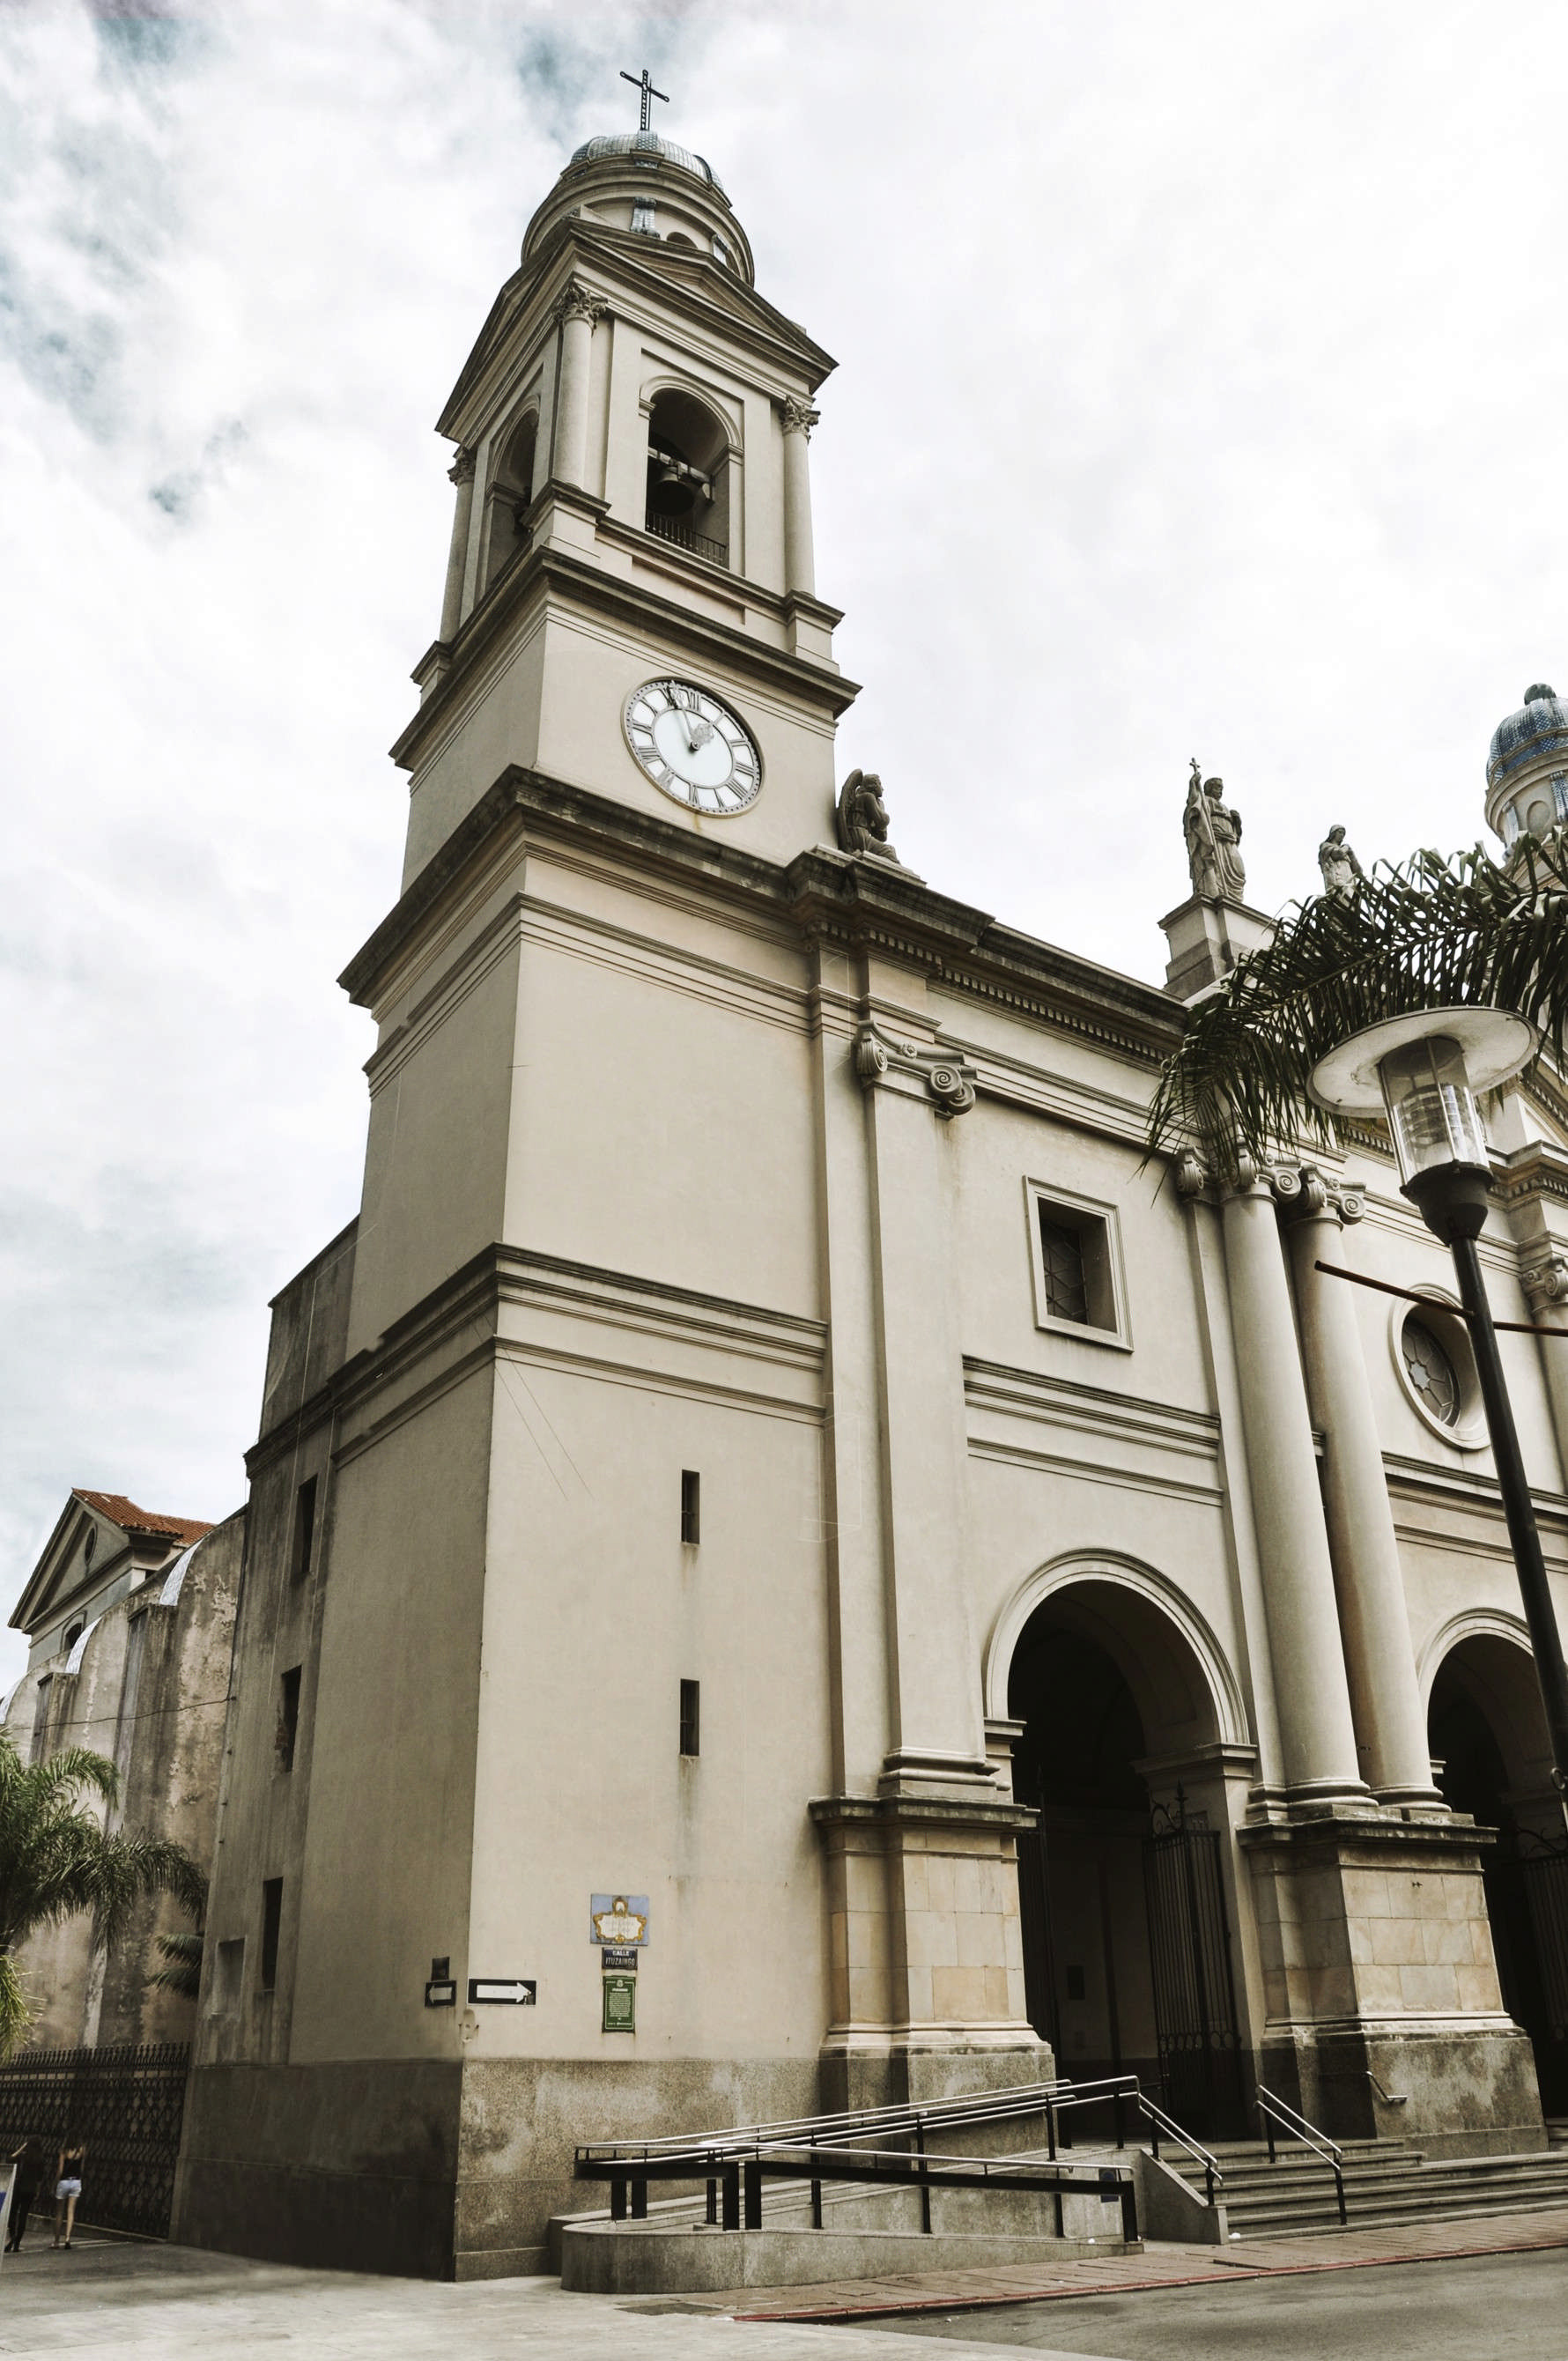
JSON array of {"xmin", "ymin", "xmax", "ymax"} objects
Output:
[{"xmin": 170, "ymin": 128, "xmax": 1568, "ymax": 2279}]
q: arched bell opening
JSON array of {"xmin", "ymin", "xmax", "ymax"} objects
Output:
[
  {"xmin": 482, "ymin": 410, "xmax": 538, "ymax": 595},
  {"xmin": 644, "ymin": 388, "xmax": 729, "ymax": 566},
  {"xmin": 1430, "ymin": 1631, "xmax": 1566, "ymax": 2109},
  {"xmin": 1006, "ymin": 1577, "xmax": 1246, "ymax": 2137}
]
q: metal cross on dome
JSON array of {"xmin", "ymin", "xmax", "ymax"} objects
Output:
[{"xmin": 620, "ymin": 64, "xmax": 669, "ymax": 133}]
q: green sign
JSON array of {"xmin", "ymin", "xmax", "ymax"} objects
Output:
[{"xmin": 602, "ymin": 1972, "xmax": 636, "ymax": 2034}]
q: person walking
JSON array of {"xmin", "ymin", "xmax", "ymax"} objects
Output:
[
  {"xmin": 4, "ymin": 2136, "xmax": 44, "ymax": 2253},
  {"xmin": 51, "ymin": 2138, "xmax": 85, "ymax": 2250}
]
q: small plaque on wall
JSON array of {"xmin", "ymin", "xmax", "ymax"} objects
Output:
[
  {"xmin": 600, "ymin": 1945, "xmax": 639, "ymax": 1972},
  {"xmin": 602, "ymin": 1972, "xmax": 637, "ymax": 2033}
]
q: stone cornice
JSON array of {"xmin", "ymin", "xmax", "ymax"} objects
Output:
[
  {"xmin": 808, "ymin": 1793, "xmax": 1038, "ymax": 1836},
  {"xmin": 1494, "ymin": 1137, "xmax": 1568, "ymax": 1211},
  {"xmin": 389, "ymin": 534, "xmax": 859, "ymax": 777},
  {"xmin": 436, "ymin": 220, "xmax": 834, "ymax": 445},
  {"xmin": 340, "ymin": 771, "xmax": 1187, "ymax": 1111},
  {"xmin": 248, "ymin": 1238, "xmax": 826, "ymax": 1474}
]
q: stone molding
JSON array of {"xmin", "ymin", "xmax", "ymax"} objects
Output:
[
  {"xmin": 447, "ymin": 447, "xmax": 476, "ymax": 486},
  {"xmin": 853, "ymin": 1020, "xmax": 976, "ymax": 1118},
  {"xmin": 1522, "ymin": 1247, "xmax": 1568, "ymax": 1312},
  {"xmin": 551, "ymin": 278, "xmax": 610, "ymax": 328},
  {"xmin": 780, "ymin": 396, "xmax": 820, "ymax": 438},
  {"xmin": 1175, "ymin": 1152, "xmax": 1365, "ymax": 1225}
]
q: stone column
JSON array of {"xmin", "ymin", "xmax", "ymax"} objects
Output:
[
  {"xmin": 1285, "ymin": 1175, "xmax": 1439, "ymax": 1802},
  {"xmin": 780, "ymin": 396, "xmax": 819, "ymax": 597},
  {"xmin": 1221, "ymin": 1166, "xmax": 1365, "ymax": 1800},
  {"xmin": 1522, "ymin": 1245, "xmax": 1568, "ymax": 1488},
  {"xmin": 551, "ymin": 282, "xmax": 606, "ymax": 492},
  {"xmin": 438, "ymin": 448, "xmax": 476, "ymax": 643}
]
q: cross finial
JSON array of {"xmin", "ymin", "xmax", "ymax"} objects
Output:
[{"xmin": 619, "ymin": 64, "xmax": 669, "ymax": 134}]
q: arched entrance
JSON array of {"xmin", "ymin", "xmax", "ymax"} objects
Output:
[
  {"xmin": 1429, "ymin": 1625, "xmax": 1568, "ymax": 2112},
  {"xmin": 1002, "ymin": 1569, "xmax": 1246, "ymax": 2137}
]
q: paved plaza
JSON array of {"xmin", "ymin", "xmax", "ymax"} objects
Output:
[
  {"xmin": 7, "ymin": 2226, "xmax": 1568, "ymax": 2361},
  {"xmin": 0, "ymin": 2236, "xmax": 1084, "ymax": 2361}
]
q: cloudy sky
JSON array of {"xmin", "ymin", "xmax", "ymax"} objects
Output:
[{"xmin": 3, "ymin": 1, "xmax": 1565, "ymax": 1678}]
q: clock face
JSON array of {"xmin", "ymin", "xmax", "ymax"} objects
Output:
[{"xmin": 623, "ymin": 678, "xmax": 762, "ymax": 815}]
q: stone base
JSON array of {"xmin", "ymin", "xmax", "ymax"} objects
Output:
[
  {"xmin": 174, "ymin": 2053, "xmax": 819, "ymax": 2282},
  {"xmin": 1159, "ymin": 892, "xmax": 1274, "ymax": 1000},
  {"xmin": 560, "ymin": 2220, "xmax": 1135, "ymax": 2296},
  {"xmin": 820, "ymin": 2039, "xmax": 1053, "ymax": 2118},
  {"xmin": 1259, "ymin": 2023, "xmax": 1545, "ymax": 2154},
  {"xmin": 1241, "ymin": 1810, "xmax": 1546, "ymax": 2153}
]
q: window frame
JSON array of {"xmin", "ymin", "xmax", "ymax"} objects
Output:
[
  {"xmin": 1388, "ymin": 1289, "xmax": 1486, "ymax": 1450},
  {"xmin": 1023, "ymin": 1178, "xmax": 1131, "ymax": 1351}
]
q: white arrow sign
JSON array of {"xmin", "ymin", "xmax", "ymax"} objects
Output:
[{"xmin": 469, "ymin": 1978, "xmax": 536, "ymax": 2005}]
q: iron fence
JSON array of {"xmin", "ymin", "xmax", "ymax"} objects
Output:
[{"xmin": 0, "ymin": 2041, "xmax": 190, "ymax": 2239}]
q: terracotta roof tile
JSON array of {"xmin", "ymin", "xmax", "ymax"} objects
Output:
[{"xmin": 72, "ymin": 1491, "xmax": 216, "ymax": 1545}]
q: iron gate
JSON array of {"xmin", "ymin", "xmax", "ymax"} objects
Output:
[
  {"xmin": 1486, "ymin": 1836, "xmax": 1568, "ymax": 2115},
  {"xmin": 0, "ymin": 2042, "xmax": 190, "ymax": 2239},
  {"xmin": 1142, "ymin": 1805, "xmax": 1246, "ymax": 2138}
]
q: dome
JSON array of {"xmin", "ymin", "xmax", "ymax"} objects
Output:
[
  {"xmin": 1487, "ymin": 683, "xmax": 1568, "ymax": 790},
  {"xmin": 568, "ymin": 131, "xmax": 728, "ymax": 200}
]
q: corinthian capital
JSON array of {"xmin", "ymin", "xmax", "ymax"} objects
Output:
[
  {"xmin": 552, "ymin": 279, "xmax": 609, "ymax": 328},
  {"xmin": 447, "ymin": 446, "xmax": 476, "ymax": 486},
  {"xmin": 780, "ymin": 396, "xmax": 820, "ymax": 439}
]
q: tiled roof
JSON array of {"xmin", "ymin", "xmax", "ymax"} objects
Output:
[{"xmin": 72, "ymin": 1491, "xmax": 216, "ymax": 1545}]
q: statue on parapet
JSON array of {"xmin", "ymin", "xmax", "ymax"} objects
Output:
[
  {"xmin": 1183, "ymin": 758, "xmax": 1246, "ymax": 902},
  {"xmin": 837, "ymin": 769, "xmax": 902, "ymax": 865},
  {"xmin": 1317, "ymin": 823, "xmax": 1365, "ymax": 904}
]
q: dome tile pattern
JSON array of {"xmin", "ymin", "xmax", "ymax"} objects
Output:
[{"xmin": 569, "ymin": 131, "xmax": 728, "ymax": 198}]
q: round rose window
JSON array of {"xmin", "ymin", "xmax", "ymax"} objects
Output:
[{"xmin": 1402, "ymin": 1314, "xmax": 1460, "ymax": 1426}]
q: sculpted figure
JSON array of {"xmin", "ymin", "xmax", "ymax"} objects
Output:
[
  {"xmin": 1318, "ymin": 823, "xmax": 1365, "ymax": 903},
  {"xmin": 1183, "ymin": 758, "xmax": 1246, "ymax": 901},
  {"xmin": 836, "ymin": 769, "xmax": 901, "ymax": 865}
]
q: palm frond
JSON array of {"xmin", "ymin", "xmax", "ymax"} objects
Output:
[
  {"xmin": 0, "ymin": 1955, "xmax": 31, "ymax": 2064},
  {"xmin": 1149, "ymin": 825, "xmax": 1568, "ymax": 1178},
  {"xmin": 148, "ymin": 1928, "xmax": 203, "ymax": 2001}
]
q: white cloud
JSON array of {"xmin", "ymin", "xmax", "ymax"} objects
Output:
[{"xmin": 3, "ymin": 0, "xmax": 1565, "ymax": 1677}]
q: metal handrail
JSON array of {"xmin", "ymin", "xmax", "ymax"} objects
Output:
[
  {"xmin": 1134, "ymin": 2091, "xmax": 1224, "ymax": 2207},
  {"xmin": 575, "ymin": 2072, "xmax": 1108, "ymax": 2166},
  {"xmin": 1256, "ymin": 2083, "xmax": 1346, "ymax": 2224},
  {"xmin": 574, "ymin": 2069, "xmax": 1227, "ymax": 2235}
]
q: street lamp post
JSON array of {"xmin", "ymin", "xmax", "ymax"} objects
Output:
[{"xmin": 1310, "ymin": 1007, "xmax": 1568, "ymax": 1820}]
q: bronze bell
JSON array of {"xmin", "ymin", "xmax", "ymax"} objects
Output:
[{"xmin": 649, "ymin": 456, "xmax": 696, "ymax": 521}]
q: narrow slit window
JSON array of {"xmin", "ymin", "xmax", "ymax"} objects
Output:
[
  {"xmin": 277, "ymin": 1666, "xmax": 302, "ymax": 1772},
  {"xmin": 260, "ymin": 1878, "xmax": 284, "ymax": 1992},
  {"xmin": 679, "ymin": 1679, "xmax": 700, "ymax": 1758},
  {"xmin": 291, "ymin": 1477, "xmax": 318, "ymax": 1584},
  {"xmin": 680, "ymin": 1469, "xmax": 700, "ymax": 1546}
]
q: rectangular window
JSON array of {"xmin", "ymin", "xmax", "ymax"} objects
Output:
[
  {"xmin": 260, "ymin": 1878, "xmax": 284, "ymax": 1992},
  {"xmin": 290, "ymin": 1476, "xmax": 317, "ymax": 1584},
  {"xmin": 277, "ymin": 1667, "xmax": 302, "ymax": 1773},
  {"xmin": 1038, "ymin": 1217, "xmax": 1090, "ymax": 1323},
  {"xmin": 680, "ymin": 1469, "xmax": 700, "ymax": 1546},
  {"xmin": 213, "ymin": 1937, "xmax": 245, "ymax": 2014},
  {"xmin": 28, "ymin": 1676, "xmax": 52, "ymax": 1765},
  {"xmin": 679, "ymin": 1678, "xmax": 700, "ymax": 1758},
  {"xmin": 1024, "ymin": 1180, "xmax": 1129, "ymax": 1347}
]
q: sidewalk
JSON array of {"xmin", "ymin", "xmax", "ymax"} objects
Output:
[
  {"xmin": 0, "ymin": 2232, "xmax": 1091, "ymax": 2361},
  {"xmin": 707, "ymin": 2202, "xmax": 1568, "ymax": 2320}
]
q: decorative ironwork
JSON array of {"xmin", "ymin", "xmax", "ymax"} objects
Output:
[
  {"xmin": 1143, "ymin": 1802, "xmax": 1246, "ymax": 2137},
  {"xmin": 645, "ymin": 511, "xmax": 728, "ymax": 566},
  {"xmin": 0, "ymin": 2042, "xmax": 190, "ymax": 2239},
  {"xmin": 1485, "ymin": 1832, "xmax": 1568, "ymax": 2113}
]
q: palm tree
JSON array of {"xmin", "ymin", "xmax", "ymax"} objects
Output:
[
  {"xmin": 1149, "ymin": 825, "xmax": 1568, "ymax": 1176},
  {"xmin": 0, "ymin": 1734, "xmax": 205, "ymax": 2059},
  {"xmin": 148, "ymin": 1929, "xmax": 203, "ymax": 2001}
]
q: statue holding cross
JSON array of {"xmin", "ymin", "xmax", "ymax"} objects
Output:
[{"xmin": 620, "ymin": 64, "xmax": 669, "ymax": 133}]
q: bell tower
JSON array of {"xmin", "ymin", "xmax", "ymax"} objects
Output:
[{"xmin": 391, "ymin": 118, "xmax": 856, "ymax": 884}]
